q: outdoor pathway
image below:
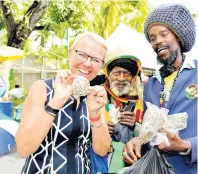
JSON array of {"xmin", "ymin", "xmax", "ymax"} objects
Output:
[{"xmin": 0, "ymin": 147, "xmax": 25, "ymax": 174}]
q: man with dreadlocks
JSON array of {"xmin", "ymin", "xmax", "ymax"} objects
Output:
[
  {"xmin": 102, "ymin": 54, "xmax": 143, "ymax": 173},
  {"xmin": 123, "ymin": 3, "xmax": 197, "ymax": 174}
]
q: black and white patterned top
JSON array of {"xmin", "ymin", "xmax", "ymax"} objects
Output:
[{"xmin": 21, "ymin": 78, "xmax": 92, "ymax": 174}]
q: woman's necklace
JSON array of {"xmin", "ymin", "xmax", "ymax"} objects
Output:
[{"xmin": 159, "ymin": 55, "xmax": 185, "ymax": 108}]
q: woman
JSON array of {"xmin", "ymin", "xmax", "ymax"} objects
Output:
[{"xmin": 15, "ymin": 32, "xmax": 111, "ymax": 174}]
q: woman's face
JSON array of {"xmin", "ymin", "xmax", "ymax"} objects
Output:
[{"xmin": 69, "ymin": 36, "xmax": 106, "ymax": 81}]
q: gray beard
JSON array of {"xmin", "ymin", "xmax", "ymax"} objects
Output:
[
  {"xmin": 110, "ymin": 81, "xmax": 131, "ymax": 97},
  {"xmin": 157, "ymin": 50, "xmax": 178, "ymax": 78}
]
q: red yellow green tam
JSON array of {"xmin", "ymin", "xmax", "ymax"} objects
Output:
[{"xmin": 104, "ymin": 55, "xmax": 141, "ymax": 77}]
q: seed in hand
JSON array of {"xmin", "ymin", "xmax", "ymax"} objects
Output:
[{"xmin": 72, "ymin": 76, "xmax": 90, "ymax": 97}]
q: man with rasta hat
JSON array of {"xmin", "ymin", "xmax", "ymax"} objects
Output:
[
  {"xmin": 102, "ymin": 54, "xmax": 143, "ymax": 173},
  {"xmin": 123, "ymin": 3, "xmax": 197, "ymax": 174}
]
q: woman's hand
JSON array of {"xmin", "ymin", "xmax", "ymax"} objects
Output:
[
  {"xmin": 88, "ymin": 86, "xmax": 111, "ymax": 156},
  {"xmin": 87, "ymin": 86, "xmax": 107, "ymax": 114},
  {"xmin": 50, "ymin": 70, "xmax": 77, "ymax": 109}
]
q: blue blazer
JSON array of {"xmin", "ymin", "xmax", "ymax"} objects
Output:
[{"xmin": 144, "ymin": 60, "xmax": 197, "ymax": 174}]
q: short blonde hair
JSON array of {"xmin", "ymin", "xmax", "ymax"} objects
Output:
[{"xmin": 70, "ymin": 32, "xmax": 108, "ymax": 59}]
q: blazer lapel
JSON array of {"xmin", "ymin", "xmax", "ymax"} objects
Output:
[{"xmin": 167, "ymin": 69, "xmax": 194, "ymax": 109}]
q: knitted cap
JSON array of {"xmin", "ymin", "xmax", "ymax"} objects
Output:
[
  {"xmin": 144, "ymin": 3, "xmax": 196, "ymax": 52},
  {"xmin": 104, "ymin": 55, "xmax": 141, "ymax": 77}
]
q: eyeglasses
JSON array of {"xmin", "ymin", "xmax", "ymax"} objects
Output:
[
  {"xmin": 74, "ymin": 50, "xmax": 104, "ymax": 67},
  {"xmin": 111, "ymin": 69, "xmax": 132, "ymax": 78}
]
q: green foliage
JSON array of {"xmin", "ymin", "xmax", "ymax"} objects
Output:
[
  {"xmin": 0, "ymin": 10, "xmax": 5, "ymax": 30},
  {"xmin": 39, "ymin": 1, "xmax": 89, "ymax": 39},
  {"xmin": 35, "ymin": 45, "xmax": 46, "ymax": 65},
  {"xmin": 126, "ymin": 0, "xmax": 151, "ymax": 33},
  {"xmin": 0, "ymin": 28, "xmax": 8, "ymax": 45},
  {"xmin": 9, "ymin": 89, "xmax": 28, "ymax": 107},
  {"xmin": 0, "ymin": 0, "xmax": 150, "ymax": 69},
  {"xmin": 45, "ymin": 44, "xmax": 68, "ymax": 69},
  {"xmin": 8, "ymin": 69, "xmax": 14, "ymax": 90},
  {"xmin": 10, "ymin": 96, "xmax": 25, "ymax": 107},
  {"xmin": 53, "ymin": 22, "xmax": 69, "ymax": 39},
  {"xmin": 23, "ymin": 38, "xmax": 36, "ymax": 55},
  {"xmin": 86, "ymin": 0, "xmax": 150, "ymax": 39},
  {"xmin": 35, "ymin": 40, "xmax": 69, "ymax": 69},
  {"xmin": 10, "ymin": 0, "xmax": 35, "ymax": 22}
]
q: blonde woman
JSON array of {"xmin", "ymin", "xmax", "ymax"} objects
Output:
[{"xmin": 16, "ymin": 32, "xmax": 111, "ymax": 174}]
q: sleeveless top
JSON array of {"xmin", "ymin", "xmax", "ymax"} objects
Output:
[{"xmin": 21, "ymin": 78, "xmax": 92, "ymax": 174}]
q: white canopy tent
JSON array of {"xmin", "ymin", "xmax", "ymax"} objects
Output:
[
  {"xmin": 106, "ymin": 23, "xmax": 157, "ymax": 69},
  {"xmin": 186, "ymin": 18, "xmax": 198, "ymax": 60}
]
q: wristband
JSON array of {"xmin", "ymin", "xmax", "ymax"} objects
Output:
[
  {"xmin": 90, "ymin": 115, "xmax": 100, "ymax": 122},
  {"xmin": 45, "ymin": 104, "xmax": 60, "ymax": 117}
]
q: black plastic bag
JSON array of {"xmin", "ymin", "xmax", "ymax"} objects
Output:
[{"xmin": 121, "ymin": 146, "xmax": 176, "ymax": 174}]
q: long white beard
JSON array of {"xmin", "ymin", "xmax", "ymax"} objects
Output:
[{"xmin": 110, "ymin": 81, "xmax": 130, "ymax": 96}]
